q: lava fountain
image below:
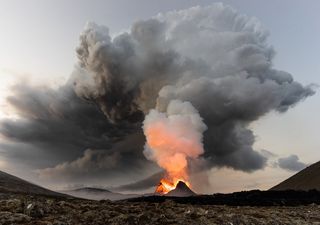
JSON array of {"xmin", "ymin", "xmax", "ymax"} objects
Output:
[
  {"xmin": 142, "ymin": 100, "xmax": 207, "ymax": 195},
  {"xmin": 155, "ymin": 178, "xmax": 191, "ymax": 195}
]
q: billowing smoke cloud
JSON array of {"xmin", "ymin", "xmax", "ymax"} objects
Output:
[
  {"xmin": 277, "ymin": 155, "xmax": 307, "ymax": 172},
  {"xmin": 0, "ymin": 3, "xmax": 315, "ymax": 188},
  {"xmin": 0, "ymin": 83, "xmax": 156, "ymax": 185},
  {"xmin": 72, "ymin": 3, "xmax": 314, "ymax": 174},
  {"xmin": 143, "ymin": 100, "xmax": 207, "ymax": 181},
  {"xmin": 38, "ymin": 149, "xmax": 120, "ymax": 179}
]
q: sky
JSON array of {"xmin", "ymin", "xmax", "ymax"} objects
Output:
[{"xmin": 0, "ymin": 0, "xmax": 319, "ymax": 193}]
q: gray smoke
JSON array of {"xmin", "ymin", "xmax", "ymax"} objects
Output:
[
  {"xmin": 0, "ymin": 4, "xmax": 314, "ymax": 187},
  {"xmin": 277, "ymin": 155, "xmax": 307, "ymax": 172},
  {"xmin": 115, "ymin": 171, "xmax": 164, "ymax": 191},
  {"xmin": 0, "ymin": 83, "xmax": 154, "ymax": 184},
  {"xmin": 72, "ymin": 3, "xmax": 314, "ymax": 173}
]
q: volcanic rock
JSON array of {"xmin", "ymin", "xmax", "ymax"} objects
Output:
[
  {"xmin": 0, "ymin": 190, "xmax": 320, "ymax": 224},
  {"xmin": 271, "ymin": 160, "xmax": 320, "ymax": 191},
  {"xmin": 166, "ymin": 181, "xmax": 196, "ymax": 197}
]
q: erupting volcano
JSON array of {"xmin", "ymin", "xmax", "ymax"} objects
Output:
[
  {"xmin": 64, "ymin": 2, "xmax": 315, "ymax": 197},
  {"xmin": 155, "ymin": 179, "xmax": 196, "ymax": 196},
  {"xmin": 143, "ymin": 100, "xmax": 207, "ymax": 195},
  {"xmin": 155, "ymin": 178, "xmax": 191, "ymax": 195}
]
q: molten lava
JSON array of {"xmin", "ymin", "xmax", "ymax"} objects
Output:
[
  {"xmin": 144, "ymin": 101, "xmax": 206, "ymax": 196},
  {"xmin": 155, "ymin": 178, "xmax": 191, "ymax": 195}
]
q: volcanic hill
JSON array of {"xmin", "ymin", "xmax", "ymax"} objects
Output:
[
  {"xmin": 0, "ymin": 170, "xmax": 65, "ymax": 197},
  {"xmin": 271, "ymin": 160, "xmax": 320, "ymax": 191},
  {"xmin": 166, "ymin": 181, "xmax": 196, "ymax": 197}
]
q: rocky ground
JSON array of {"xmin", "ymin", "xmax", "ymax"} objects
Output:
[{"xmin": 0, "ymin": 193, "xmax": 320, "ymax": 225}]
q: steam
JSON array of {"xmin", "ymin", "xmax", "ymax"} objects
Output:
[
  {"xmin": 0, "ymin": 3, "xmax": 315, "ymax": 190},
  {"xmin": 143, "ymin": 100, "xmax": 207, "ymax": 181},
  {"xmin": 277, "ymin": 155, "xmax": 307, "ymax": 172},
  {"xmin": 71, "ymin": 3, "xmax": 315, "ymax": 177}
]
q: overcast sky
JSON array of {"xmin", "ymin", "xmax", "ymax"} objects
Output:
[{"xmin": 0, "ymin": 0, "xmax": 319, "ymax": 193}]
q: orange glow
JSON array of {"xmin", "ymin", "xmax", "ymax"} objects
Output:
[
  {"xmin": 145, "ymin": 121, "xmax": 197, "ymax": 194},
  {"xmin": 155, "ymin": 178, "xmax": 191, "ymax": 195},
  {"xmin": 143, "ymin": 102, "xmax": 206, "ymax": 195},
  {"xmin": 144, "ymin": 120, "xmax": 203, "ymax": 183}
]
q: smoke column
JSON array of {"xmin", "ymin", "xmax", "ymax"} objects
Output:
[
  {"xmin": 71, "ymin": 3, "xmax": 315, "ymax": 181},
  {"xmin": 143, "ymin": 100, "xmax": 207, "ymax": 182}
]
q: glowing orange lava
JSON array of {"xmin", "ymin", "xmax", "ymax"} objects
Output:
[
  {"xmin": 155, "ymin": 178, "xmax": 191, "ymax": 195},
  {"xmin": 144, "ymin": 103, "xmax": 206, "ymax": 196}
]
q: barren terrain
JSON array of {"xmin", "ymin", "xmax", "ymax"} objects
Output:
[{"xmin": 0, "ymin": 193, "xmax": 319, "ymax": 225}]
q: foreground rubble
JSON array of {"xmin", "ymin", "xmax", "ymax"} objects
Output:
[{"xmin": 0, "ymin": 193, "xmax": 319, "ymax": 225}]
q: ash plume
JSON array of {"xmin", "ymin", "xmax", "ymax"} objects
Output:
[
  {"xmin": 71, "ymin": 3, "xmax": 314, "ymax": 174},
  {"xmin": 0, "ymin": 83, "xmax": 154, "ymax": 185},
  {"xmin": 0, "ymin": 3, "xmax": 315, "ymax": 187}
]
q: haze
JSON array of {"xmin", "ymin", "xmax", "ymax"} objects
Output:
[{"xmin": 0, "ymin": 0, "xmax": 319, "ymax": 194}]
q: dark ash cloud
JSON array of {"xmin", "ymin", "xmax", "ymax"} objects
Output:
[
  {"xmin": 277, "ymin": 154, "xmax": 307, "ymax": 172},
  {"xmin": 0, "ymin": 3, "xmax": 315, "ymax": 188},
  {"xmin": 71, "ymin": 4, "xmax": 314, "ymax": 174},
  {"xmin": 37, "ymin": 132, "xmax": 155, "ymax": 183},
  {"xmin": 114, "ymin": 171, "xmax": 164, "ymax": 191},
  {"xmin": 0, "ymin": 83, "xmax": 154, "ymax": 185}
]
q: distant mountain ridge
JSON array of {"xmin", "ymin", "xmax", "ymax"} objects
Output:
[
  {"xmin": 62, "ymin": 187, "xmax": 139, "ymax": 201},
  {"xmin": 0, "ymin": 170, "xmax": 140, "ymax": 201},
  {"xmin": 72, "ymin": 187, "xmax": 112, "ymax": 193},
  {"xmin": 271, "ymin": 160, "xmax": 320, "ymax": 191},
  {"xmin": 0, "ymin": 170, "xmax": 66, "ymax": 197}
]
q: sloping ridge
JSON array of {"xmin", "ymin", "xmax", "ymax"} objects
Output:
[
  {"xmin": 166, "ymin": 181, "xmax": 196, "ymax": 197},
  {"xmin": 0, "ymin": 170, "xmax": 65, "ymax": 197},
  {"xmin": 271, "ymin": 160, "xmax": 320, "ymax": 191},
  {"xmin": 63, "ymin": 187, "xmax": 139, "ymax": 201},
  {"xmin": 72, "ymin": 187, "xmax": 112, "ymax": 193}
]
